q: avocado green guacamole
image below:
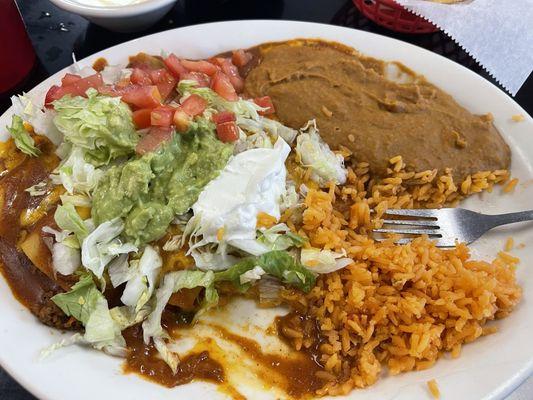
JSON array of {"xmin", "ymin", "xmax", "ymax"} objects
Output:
[{"xmin": 92, "ymin": 122, "xmax": 233, "ymax": 245}]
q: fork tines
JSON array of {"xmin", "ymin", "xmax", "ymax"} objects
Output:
[{"xmin": 374, "ymin": 209, "xmax": 442, "ymax": 238}]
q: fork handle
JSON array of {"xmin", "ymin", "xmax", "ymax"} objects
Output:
[{"xmin": 487, "ymin": 210, "xmax": 533, "ymax": 228}]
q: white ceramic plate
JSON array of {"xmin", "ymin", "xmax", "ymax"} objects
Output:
[{"xmin": 1, "ymin": 20, "xmax": 532, "ymax": 400}]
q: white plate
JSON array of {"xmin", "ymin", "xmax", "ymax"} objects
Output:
[{"xmin": 1, "ymin": 20, "xmax": 532, "ymax": 400}]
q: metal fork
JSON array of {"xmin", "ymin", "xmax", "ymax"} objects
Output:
[{"xmin": 373, "ymin": 208, "xmax": 533, "ymax": 247}]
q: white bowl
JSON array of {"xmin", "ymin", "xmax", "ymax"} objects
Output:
[{"xmin": 48, "ymin": 0, "xmax": 178, "ymax": 33}]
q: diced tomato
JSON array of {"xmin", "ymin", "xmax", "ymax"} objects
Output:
[
  {"xmin": 173, "ymin": 109, "xmax": 191, "ymax": 133},
  {"xmin": 70, "ymin": 73, "xmax": 104, "ymax": 95},
  {"xmin": 216, "ymin": 58, "xmax": 243, "ymax": 92},
  {"xmin": 180, "ymin": 59, "xmax": 219, "ymax": 76},
  {"xmin": 44, "ymin": 85, "xmax": 62, "ymax": 107},
  {"xmin": 163, "ymin": 53, "xmax": 189, "ymax": 79},
  {"xmin": 61, "ymin": 73, "xmax": 82, "ymax": 86},
  {"xmin": 215, "ymin": 121, "xmax": 239, "ymax": 143},
  {"xmin": 97, "ymin": 84, "xmax": 126, "ymax": 97},
  {"xmin": 45, "ymin": 73, "xmax": 104, "ymax": 106},
  {"xmin": 212, "ymin": 111, "xmax": 236, "ymax": 124},
  {"xmin": 132, "ymin": 108, "xmax": 152, "ymax": 129},
  {"xmin": 231, "ymin": 49, "xmax": 253, "ymax": 68},
  {"xmin": 130, "ymin": 68, "xmax": 153, "ymax": 85},
  {"xmin": 254, "ymin": 96, "xmax": 275, "ymax": 115},
  {"xmin": 180, "ymin": 72, "xmax": 211, "ymax": 88},
  {"xmin": 122, "ymin": 85, "xmax": 162, "ymax": 109},
  {"xmin": 180, "ymin": 94, "xmax": 207, "ymax": 117},
  {"xmin": 136, "ymin": 126, "xmax": 174, "ymax": 155},
  {"xmin": 211, "ymin": 71, "xmax": 238, "ymax": 101},
  {"xmin": 149, "ymin": 69, "xmax": 177, "ymax": 100},
  {"xmin": 149, "ymin": 69, "xmax": 172, "ymax": 83},
  {"xmin": 151, "ymin": 106, "xmax": 175, "ymax": 127}
]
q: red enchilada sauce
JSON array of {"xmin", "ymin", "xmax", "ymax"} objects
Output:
[{"xmin": 123, "ymin": 324, "xmax": 225, "ymax": 387}]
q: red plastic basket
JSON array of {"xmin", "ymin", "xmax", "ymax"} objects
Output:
[{"xmin": 353, "ymin": 0, "xmax": 438, "ymax": 34}]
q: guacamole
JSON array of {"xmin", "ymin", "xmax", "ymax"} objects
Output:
[{"xmin": 91, "ymin": 125, "xmax": 233, "ymax": 245}]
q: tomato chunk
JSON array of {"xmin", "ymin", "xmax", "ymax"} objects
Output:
[
  {"xmin": 216, "ymin": 121, "xmax": 239, "ymax": 143},
  {"xmin": 130, "ymin": 68, "xmax": 153, "ymax": 85},
  {"xmin": 181, "ymin": 94, "xmax": 207, "ymax": 117},
  {"xmin": 136, "ymin": 126, "xmax": 174, "ymax": 155},
  {"xmin": 173, "ymin": 109, "xmax": 191, "ymax": 133},
  {"xmin": 212, "ymin": 111, "xmax": 236, "ymax": 124},
  {"xmin": 149, "ymin": 69, "xmax": 177, "ymax": 100},
  {"xmin": 211, "ymin": 71, "xmax": 238, "ymax": 101},
  {"xmin": 97, "ymin": 84, "xmax": 126, "ymax": 97},
  {"xmin": 45, "ymin": 73, "xmax": 104, "ymax": 106},
  {"xmin": 71, "ymin": 73, "xmax": 104, "ymax": 95},
  {"xmin": 254, "ymin": 96, "xmax": 275, "ymax": 115},
  {"xmin": 151, "ymin": 106, "xmax": 175, "ymax": 127},
  {"xmin": 61, "ymin": 73, "xmax": 82, "ymax": 86},
  {"xmin": 180, "ymin": 72, "xmax": 211, "ymax": 88},
  {"xmin": 44, "ymin": 85, "xmax": 62, "ymax": 108},
  {"xmin": 132, "ymin": 108, "xmax": 152, "ymax": 129},
  {"xmin": 231, "ymin": 50, "xmax": 253, "ymax": 68},
  {"xmin": 216, "ymin": 58, "xmax": 243, "ymax": 93},
  {"xmin": 180, "ymin": 59, "xmax": 218, "ymax": 76},
  {"xmin": 164, "ymin": 54, "xmax": 188, "ymax": 78},
  {"xmin": 122, "ymin": 85, "xmax": 162, "ymax": 109}
]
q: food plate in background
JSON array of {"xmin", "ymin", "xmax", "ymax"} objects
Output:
[{"xmin": 0, "ymin": 20, "xmax": 532, "ymax": 400}]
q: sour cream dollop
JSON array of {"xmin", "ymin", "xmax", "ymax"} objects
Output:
[{"xmin": 188, "ymin": 137, "xmax": 291, "ymax": 258}]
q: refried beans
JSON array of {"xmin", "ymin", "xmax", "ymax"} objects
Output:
[{"xmin": 244, "ymin": 40, "xmax": 510, "ymax": 179}]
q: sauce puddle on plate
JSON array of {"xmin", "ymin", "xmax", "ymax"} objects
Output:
[{"xmin": 122, "ymin": 303, "xmax": 327, "ymax": 399}]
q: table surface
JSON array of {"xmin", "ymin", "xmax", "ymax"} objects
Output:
[{"xmin": 1, "ymin": 0, "xmax": 532, "ymax": 399}]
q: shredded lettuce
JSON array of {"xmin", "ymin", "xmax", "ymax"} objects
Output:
[
  {"xmin": 295, "ymin": 120, "xmax": 347, "ymax": 187},
  {"xmin": 10, "ymin": 93, "xmax": 62, "ymax": 145},
  {"xmin": 257, "ymin": 223, "xmax": 307, "ymax": 251},
  {"xmin": 25, "ymin": 181, "xmax": 48, "ymax": 196},
  {"xmin": 53, "ymin": 88, "xmax": 138, "ymax": 165},
  {"xmin": 215, "ymin": 250, "xmax": 316, "ymax": 293},
  {"xmin": 239, "ymin": 266, "xmax": 266, "ymax": 285},
  {"xmin": 178, "ymin": 80, "xmax": 263, "ymax": 120},
  {"xmin": 109, "ymin": 305, "xmax": 151, "ymax": 331},
  {"xmin": 81, "ymin": 218, "xmax": 137, "ymax": 278},
  {"xmin": 45, "ymin": 203, "xmax": 88, "ymax": 275},
  {"xmin": 51, "ymin": 146, "xmax": 104, "ymax": 195},
  {"xmin": 51, "ymin": 272, "xmax": 126, "ymax": 354},
  {"xmin": 142, "ymin": 269, "xmax": 218, "ymax": 372},
  {"xmin": 42, "ymin": 226, "xmax": 70, "ymax": 243},
  {"xmin": 51, "ymin": 242, "xmax": 81, "ymax": 275},
  {"xmin": 236, "ymin": 115, "xmax": 298, "ymax": 145},
  {"xmin": 6, "ymin": 115, "xmax": 41, "ymax": 157},
  {"xmin": 162, "ymin": 235, "xmax": 183, "ymax": 252},
  {"xmin": 40, "ymin": 333, "xmax": 85, "ymax": 360},
  {"xmin": 143, "ymin": 270, "xmax": 218, "ymax": 342},
  {"xmin": 280, "ymin": 181, "xmax": 300, "ymax": 211},
  {"xmin": 51, "ymin": 272, "xmax": 102, "ymax": 324},
  {"xmin": 300, "ymin": 248, "xmax": 352, "ymax": 274},
  {"xmin": 55, "ymin": 203, "xmax": 90, "ymax": 245},
  {"xmin": 108, "ymin": 245, "xmax": 162, "ymax": 311},
  {"xmin": 153, "ymin": 337, "xmax": 180, "ymax": 373}
]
